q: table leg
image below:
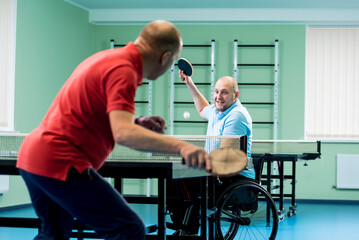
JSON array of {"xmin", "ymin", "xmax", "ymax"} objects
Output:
[
  {"xmin": 208, "ymin": 177, "xmax": 215, "ymax": 240},
  {"xmin": 279, "ymin": 161, "xmax": 284, "ymax": 213},
  {"xmin": 289, "ymin": 159, "xmax": 297, "ymax": 216},
  {"xmin": 200, "ymin": 177, "xmax": 207, "ymax": 240},
  {"xmin": 266, "ymin": 159, "xmax": 272, "ymax": 197},
  {"xmin": 158, "ymin": 178, "xmax": 166, "ymax": 240},
  {"xmin": 114, "ymin": 177, "xmax": 122, "ymax": 193}
]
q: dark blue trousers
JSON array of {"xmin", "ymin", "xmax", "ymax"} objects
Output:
[{"xmin": 19, "ymin": 168, "xmax": 145, "ymax": 240}]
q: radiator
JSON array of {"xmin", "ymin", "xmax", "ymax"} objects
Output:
[{"xmin": 336, "ymin": 154, "xmax": 359, "ymax": 189}]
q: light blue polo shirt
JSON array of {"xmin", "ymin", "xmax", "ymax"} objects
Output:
[{"xmin": 204, "ymin": 99, "xmax": 255, "ymax": 179}]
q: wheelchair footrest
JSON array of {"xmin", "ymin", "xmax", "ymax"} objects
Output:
[
  {"xmin": 145, "ymin": 224, "xmax": 158, "ymax": 234},
  {"xmin": 166, "ymin": 222, "xmax": 177, "ymax": 230},
  {"xmin": 206, "ymin": 207, "xmax": 217, "ymax": 217}
]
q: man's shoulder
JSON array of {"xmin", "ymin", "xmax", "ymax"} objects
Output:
[
  {"xmin": 226, "ymin": 107, "xmax": 251, "ymax": 124},
  {"xmin": 204, "ymin": 104, "xmax": 216, "ymax": 116},
  {"xmin": 228, "ymin": 107, "xmax": 246, "ymax": 118}
]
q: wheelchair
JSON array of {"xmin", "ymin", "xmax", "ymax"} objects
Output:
[
  {"xmin": 167, "ymin": 154, "xmax": 279, "ymax": 239},
  {"xmin": 214, "ymin": 155, "xmax": 279, "ymax": 240}
]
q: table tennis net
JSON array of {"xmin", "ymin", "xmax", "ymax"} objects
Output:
[
  {"xmin": 0, "ymin": 134, "xmax": 26, "ymax": 157},
  {"xmin": 0, "ymin": 134, "xmax": 246, "ymax": 161},
  {"xmin": 109, "ymin": 135, "xmax": 245, "ymax": 161}
]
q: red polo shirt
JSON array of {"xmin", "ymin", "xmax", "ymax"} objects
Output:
[{"xmin": 17, "ymin": 42, "xmax": 143, "ymax": 181}]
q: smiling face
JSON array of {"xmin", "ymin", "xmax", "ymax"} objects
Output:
[{"xmin": 213, "ymin": 76, "xmax": 239, "ymax": 112}]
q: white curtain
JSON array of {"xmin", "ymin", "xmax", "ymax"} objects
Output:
[
  {"xmin": 305, "ymin": 28, "xmax": 359, "ymax": 139},
  {"xmin": 0, "ymin": 0, "xmax": 16, "ymax": 131}
]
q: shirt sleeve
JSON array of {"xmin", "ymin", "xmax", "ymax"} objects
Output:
[
  {"xmin": 105, "ymin": 65, "xmax": 138, "ymax": 114},
  {"xmin": 204, "ymin": 105, "xmax": 213, "ymax": 120}
]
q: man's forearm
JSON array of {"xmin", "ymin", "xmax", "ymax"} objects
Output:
[{"xmin": 186, "ymin": 80, "xmax": 209, "ymax": 115}]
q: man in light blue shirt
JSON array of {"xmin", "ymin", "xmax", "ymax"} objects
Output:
[
  {"xmin": 184, "ymin": 74, "xmax": 254, "ymax": 179},
  {"xmin": 167, "ymin": 74, "xmax": 255, "ymax": 236}
]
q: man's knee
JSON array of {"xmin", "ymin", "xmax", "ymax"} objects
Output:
[
  {"xmin": 107, "ymin": 219, "xmax": 145, "ymax": 240},
  {"xmin": 131, "ymin": 220, "xmax": 146, "ymax": 240}
]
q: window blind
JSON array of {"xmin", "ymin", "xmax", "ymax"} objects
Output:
[
  {"xmin": 305, "ymin": 28, "xmax": 359, "ymax": 139},
  {"xmin": 0, "ymin": 0, "xmax": 16, "ymax": 131}
]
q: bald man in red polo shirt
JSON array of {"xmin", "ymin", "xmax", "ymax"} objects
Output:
[{"xmin": 17, "ymin": 20, "xmax": 210, "ymax": 240}]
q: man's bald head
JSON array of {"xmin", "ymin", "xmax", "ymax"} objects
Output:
[
  {"xmin": 217, "ymin": 76, "xmax": 239, "ymax": 93},
  {"xmin": 137, "ymin": 20, "xmax": 182, "ymax": 55},
  {"xmin": 134, "ymin": 20, "xmax": 183, "ymax": 80}
]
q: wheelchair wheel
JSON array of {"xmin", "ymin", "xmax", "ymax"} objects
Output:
[{"xmin": 215, "ymin": 182, "xmax": 278, "ymax": 240}]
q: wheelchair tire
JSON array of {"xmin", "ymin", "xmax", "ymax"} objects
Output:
[{"xmin": 215, "ymin": 182, "xmax": 279, "ymax": 240}]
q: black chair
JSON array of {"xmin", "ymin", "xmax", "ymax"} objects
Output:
[{"xmin": 214, "ymin": 155, "xmax": 279, "ymax": 240}]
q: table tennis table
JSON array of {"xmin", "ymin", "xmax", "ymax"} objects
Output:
[
  {"xmin": 251, "ymin": 140, "xmax": 321, "ymax": 219},
  {"xmin": 0, "ymin": 134, "xmax": 321, "ymax": 239},
  {"xmin": 0, "ymin": 134, "xmax": 248, "ymax": 240}
]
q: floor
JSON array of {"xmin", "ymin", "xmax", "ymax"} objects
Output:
[{"xmin": 0, "ymin": 201, "xmax": 358, "ymax": 240}]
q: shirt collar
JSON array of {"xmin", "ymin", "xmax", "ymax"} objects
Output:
[
  {"xmin": 216, "ymin": 99, "xmax": 241, "ymax": 120},
  {"xmin": 125, "ymin": 42, "xmax": 143, "ymax": 86}
]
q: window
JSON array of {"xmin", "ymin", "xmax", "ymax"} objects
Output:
[
  {"xmin": 305, "ymin": 27, "xmax": 359, "ymax": 140},
  {"xmin": 0, "ymin": 0, "xmax": 16, "ymax": 131}
]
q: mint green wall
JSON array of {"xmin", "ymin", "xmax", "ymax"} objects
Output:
[
  {"xmin": 296, "ymin": 143, "xmax": 359, "ymax": 201},
  {"xmin": 3, "ymin": 1, "xmax": 358, "ymax": 208},
  {"xmin": 94, "ymin": 25, "xmax": 306, "ymax": 138},
  {"xmin": 15, "ymin": 0, "xmax": 95, "ymax": 133},
  {"xmin": 0, "ymin": 0, "xmax": 94, "ymax": 208}
]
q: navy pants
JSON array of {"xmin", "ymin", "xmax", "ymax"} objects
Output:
[{"xmin": 19, "ymin": 168, "xmax": 145, "ymax": 240}]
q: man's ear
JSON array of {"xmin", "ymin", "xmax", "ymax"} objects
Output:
[
  {"xmin": 235, "ymin": 91, "xmax": 240, "ymax": 100},
  {"xmin": 160, "ymin": 51, "xmax": 172, "ymax": 66}
]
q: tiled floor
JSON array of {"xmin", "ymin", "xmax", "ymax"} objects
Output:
[{"xmin": 0, "ymin": 201, "xmax": 358, "ymax": 239}]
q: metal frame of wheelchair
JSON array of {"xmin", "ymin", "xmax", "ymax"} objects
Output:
[{"xmin": 214, "ymin": 155, "xmax": 279, "ymax": 240}]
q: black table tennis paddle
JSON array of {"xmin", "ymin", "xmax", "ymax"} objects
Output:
[{"xmin": 177, "ymin": 58, "xmax": 193, "ymax": 76}]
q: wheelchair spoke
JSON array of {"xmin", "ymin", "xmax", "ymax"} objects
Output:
[
  {"xmin": 249, "ymin": 221, "xmax": 269, "ymax": 239},
  {"xmin": 220, "ymin": 217, "xmax": 237, "ymax": 224},
  {"xmin": 215, "ymin": 183, "xmax": 278, "ymax": 240},
  {"xmin": 222, "ymin": 209, "xmax": 240, "ymax": 220}
]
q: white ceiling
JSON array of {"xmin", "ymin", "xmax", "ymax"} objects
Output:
[{"xmin": 64, "ymin": 0, "xmax": 359, "ymax": 25}]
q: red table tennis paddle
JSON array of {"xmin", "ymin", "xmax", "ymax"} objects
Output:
[
  {"xmin": 178, "ymin": 58, "xmax": 193, "ymax": 76},
  {"xmin": 183, "ymin": 148, "xmax": 248, "ymax": 177}
]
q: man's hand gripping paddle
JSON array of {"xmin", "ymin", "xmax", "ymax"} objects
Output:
[
  {"xmin": 183, "ymin": 148, "xmax": 248, "ymax": 177},
  {"xmin": 178, "ymin": 58, "xmax": 193, "ymax": 76}
]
